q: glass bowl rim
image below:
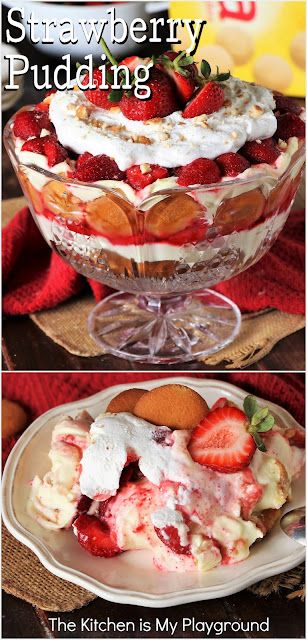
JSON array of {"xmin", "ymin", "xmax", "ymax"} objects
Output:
[{"xmin": 4, "ymin": 107, "xmax": 306, "ymax": 207}]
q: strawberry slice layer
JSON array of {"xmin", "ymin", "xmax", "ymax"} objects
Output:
[
  {"xmin": 188, "ymin": 406, "xmax": 256, "ymax": 472},
  {"xmin": 73, "ymin": 514, "xmax": 120, "ymax": 557}
]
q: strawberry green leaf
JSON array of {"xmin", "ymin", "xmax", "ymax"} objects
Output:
[
  {"xmin": 108, "ymin": 88, "xmax": 123, "ymax": 103},
  {"xmin": 243, "ymin": 395, "xmax": 257, "ymax": 420},
  {"xmin": 180, "ymin": 56, "xmax": 194, "ymax": 66},
  {"xmin": 251, "ymin": 407, "xmax": 269, "ymax": 427},
  {"xmin": 201, "ymin": 60, "xmax": 211, "ymax": 79},
  {"xmin": 257, "ymin": 414, "xmax": 275, "ymax": 432},
  {"xmin": 216, "ymin": 72, "xmax": 231, "ymax": 82},
  {"xmin": 253, "ymin": 432, "xmax": 266, "ymax": 452}
]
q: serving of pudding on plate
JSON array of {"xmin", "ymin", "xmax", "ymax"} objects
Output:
[
  {"xmin": 4, "ymin": 45, "xmax": 305, "ymax": 362},
  {"xmin": 28, "ymin": 384, "xmax": 305, "ymax": 573}
]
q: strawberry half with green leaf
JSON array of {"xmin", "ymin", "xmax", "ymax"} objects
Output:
[
  {"xmin": 182, "ymin": 60, "xmax": 230, "ymax": 118},
  {"xmin": 157, "ymin": 50, "xmax": 198, "ymax": 103},
  {"xmin": 188, "ymin": 395, "xmax": 275, "ymax": 472}
]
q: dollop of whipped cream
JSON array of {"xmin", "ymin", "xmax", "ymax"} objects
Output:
[
  {"xmin": 79, "ymin": 412, "xmax": 174, "ymax": 499},
  {"xmin": 49, "ymin": 76, "xmax": 277, "ymax": 171}
]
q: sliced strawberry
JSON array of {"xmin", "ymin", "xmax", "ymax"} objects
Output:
[
  {"xmin": 76, "ymin": 495, "xmax": 92, "ymax": 515},
  {"xmin": 273, "ymin": 92, "xmax": 301, "ymax": 116},
  {"xmin": 120, "ymin": 68, "xmax": 178, "ymax": 121},
  {"xmin": 176, "ymin": 158, "xmax": 221, "ymax": 187},
  {"xmin": 76, "ymin": 152, "xmax": 93, "ymax": 170},
  {"xmin": 120, "ymin": 55, "xmax": 150, "ymax": 71},
  {"xmin": 13, "ymin": 109, "xmax": 51, "ymax": 140},
  {"xmin": 154, "ymin": 523, "xmax": 190, "ymax": 555},
  {"xmin": 182, "ymin": 81, "xmax": 224, "ymax": 118},
  {"xmin": 240, "ymin": 468, "xmax": 263, "ymax": 520},
  {"xmin": 43, "ymin": 136, "xmax": 68, "ymax": 167},
  {"xmin": 82, "ymin": 68, "xmax": 114, "ymax": 110},
  {"xmin": 76, "ymin": 154, "xmax": 125, "ymax": 182},
  {"xmin": 126, "ymin": 164, "xmax": 169, "ymax": 190},
  {"xmin": 211, "ymin": 397, "xmax": 229, "ymax": 410},
  {"xmin": 188, "ymin": 406, "xmax": 256, "ymax": 472},
  {"xmin": 275, "ymin": 113, "xmax": 305, "ymax": 141},
  {"xmin": 21, "ymin": 137, "xmax": 45, "ymax": 154},
  {"xmin": 216, "ymin": 152, "xmax": 250, "ymax": 177},
  {"xmin": 241, "ymin": 138, "xmax": 280, "ymax": 165},
  {"xmin": 73, "ymin": 514, "xmax": 120, "ymax": 557},
  {"xmin": 98, "ymin": 496, "xmax": 115, "ymax": 520},
  {"xmin": 36, "ymin": 110, "xmax": 52, "ymax": 131}
]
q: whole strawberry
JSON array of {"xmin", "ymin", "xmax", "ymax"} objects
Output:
[
  {"xmin": 76, "ymin": 154, "xmax": 125, "ymax": 182},
  {"xmin": 276, "ymin": 113, "xmax": 305, "ymax": 141},
  {"xmin": 273, "ymin": 92, "xmax": 301, "ymax": 116},
  {"xmin": 182, "ymin": 61, "xmax": 230, "ymax": 119},
  {"xmin": 82, "ymin": 68, "xmax": 114, "ymax": 109},
  {"xmin": 176, "ymin": 158, "xmax": 221, "ymax": 186},
  {"xmin": 241, "ymin": 138, "xmax": 280, "ymax": 164},
  {"xmin": 13, "ymin": 109, "xmax": 52, "ymax": 140},
  {"xmin": 216, "ymin": 152, "xmax": 250, "ymax": 177},
  {"xmin": 120, "ymin": 68, "xmax": 178, "ymax": 121}
]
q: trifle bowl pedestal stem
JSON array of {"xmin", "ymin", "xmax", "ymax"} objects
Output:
[{"xmin": 88, "ymin": 289, "xmax": 241, "ymax": 364}]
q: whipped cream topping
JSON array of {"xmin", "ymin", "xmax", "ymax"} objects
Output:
[
  {"xmin": 49, "ymin": 76, "xmax": 277, "ymax": 171},
  {"xmin": 79, "ymin": 413, "xmax": 174, "ymax": 499}
]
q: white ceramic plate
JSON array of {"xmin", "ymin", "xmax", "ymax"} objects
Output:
[{"xmin": 2, "ymin": 377, "xmax": 305, "ymax": 608}]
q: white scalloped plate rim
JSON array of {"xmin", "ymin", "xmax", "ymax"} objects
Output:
[{"xmin": 2, "ymin": 376, "xmax": 305, "ymax": 608}]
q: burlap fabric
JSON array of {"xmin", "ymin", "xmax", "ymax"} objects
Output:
[
  {"xmin": 2, "ymin": 523, "xmax": 304, "ymax": 612},
  {"xmin": 2, "ymin": 198, "xmax": 305, "ymax": 368}
]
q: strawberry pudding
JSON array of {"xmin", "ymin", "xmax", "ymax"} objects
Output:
[
  {"xmin": 4, "ymin": 45, "xmax": 305, "ymax": 362},
  {"xmin": 27, "ymin": 384, "xmax": 305, "ymax": 573},
  {"xmin": 5, "ymin": 47, "xmax": 305, "ymax": 284}
]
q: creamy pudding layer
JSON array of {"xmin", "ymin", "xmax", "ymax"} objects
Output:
[
  {"xmin": 49, "ymin": 77, "xmax": 277, "ymax": 171},
  {"xmin": 36, "ymin": 209, "xmax": 290, "ymax": 267},
  {"xmin": 28, "ymin": 412, "xmax": 91, "ymax": 529}
]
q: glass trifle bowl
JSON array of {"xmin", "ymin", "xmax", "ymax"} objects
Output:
[{"xmin": 4, "ymin": 110, "xmax": 305, "ymax": 364}]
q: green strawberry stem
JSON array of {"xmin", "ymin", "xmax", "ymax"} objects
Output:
[
  {"xmin": 243, "ymin": 395, "xmax": 275, "ymax": 452},
  {"xmin": 99, "ymin": 37, "xmax": 118, "ymax": 68}
]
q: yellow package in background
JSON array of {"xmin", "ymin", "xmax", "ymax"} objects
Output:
[{"xmin": 170, "ymin": 1, "xmax": 305, "ymax": 96}]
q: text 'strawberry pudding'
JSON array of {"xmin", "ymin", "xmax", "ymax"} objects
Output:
[
  {"xmin": 27, "ymin": 384, "xmax": 305, "ymax": 573},
  {"xmin": 4, "ymin": 44, "xmax": 305, "ymax": 362}
]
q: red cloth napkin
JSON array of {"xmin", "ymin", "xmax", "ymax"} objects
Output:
[
  {"xmin": 2, "ymin": 372, "xmax": 305, "ymax": 466},
  {"xmin": 3, "ymin": 207, "xmax": 304, "ymax": 315}
]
